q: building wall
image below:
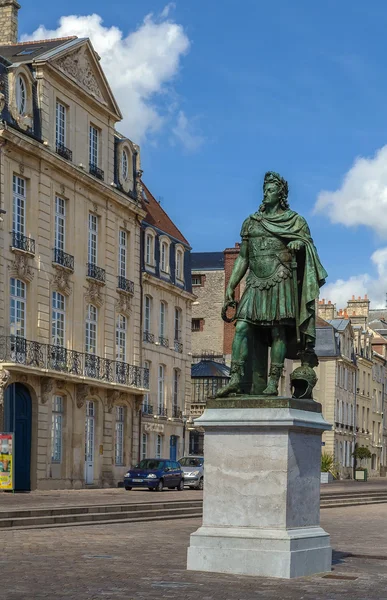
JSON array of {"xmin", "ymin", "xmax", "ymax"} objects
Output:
[{"xmin": 191, "ymin": 269, "xmax": 225, "ymax": 356}]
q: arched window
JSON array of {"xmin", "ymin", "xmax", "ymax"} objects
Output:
[
  {"xmin": 116, "ymin": 314, "xmax": 127, "ymax": 362},
  {"xmin": 115, "ymin": 406, "xmax": 125, "ymax": 466},
  {"xmin": 85, "ymin": 304, "xmax": 98, "ymax": 354},
  {"xmin": 52, "ymin": 291, "xmax": 66, "ymax": 347},
  {"xmin": 143, "ymin": 361, "xmax": 151, "ymax": 412},
  {"xmin": 156, "ymin": 434, "xmax": 163, "ymax": 459},
  {"xmin": 10, "ymin": 278, "xmax": 26, "ymax": 337},
  {"xmin": 16, "ymin": 75, "xmax": 26, "ymax": 114},
  {"xmin": 144, "ymin": 295, "xmax": 152, "ymax": 334},
  {"xmin": 176, "ymin": 247, "xmax": 184, "ymax": 281},
  {"xmin": 51, "ymin": 395, "xmax": 64, "ymax": 463},
  {"xmin": 173, "ymin": 369, "xmax": 180, "ymax": 417},
  {"xmin": 159, "ymin": 301, "xmax": 167, "ymax": 342},
  {"xmin": 158, "ymin": 365, "xmax": 165, "ymax": 415},
  {"xmin": 160, "ymin": 240, "xmax": 169, "ymax": 273},
  {"xmin": 142, "ymin": 433, "xmax": 148, "ymax": 460},
  {"xmin": 122, "ymin": 149, "xmax": 129, "ymax": 180},
  {"xmin": 174, "ymin": 307, "xmax": 182, "ymax": 342}
]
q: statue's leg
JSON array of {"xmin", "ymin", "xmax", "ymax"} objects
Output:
[
  {"xmin": 216, "ymin": 320, "xmax": 250, "ymax": 398},
  {"xmin": 262, "ymin": 325, "xmax": 286, "ymax": 396},
  {"xmin": 251, "ymin": 329, "xmax": 269, "ymax": 395}
]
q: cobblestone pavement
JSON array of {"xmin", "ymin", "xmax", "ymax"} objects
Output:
[{"xmin": 2, "ymin": 504, "xmax": 387, "ymax": 599}]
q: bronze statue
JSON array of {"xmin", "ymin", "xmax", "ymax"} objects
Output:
[{"xmin": 217, "ymin": 171, "xmax": 327, "ymax": 399}]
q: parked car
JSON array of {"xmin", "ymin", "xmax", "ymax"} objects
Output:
[
  {"xmin": 179, "ymin": 456, "xmax": 204, "ymax": 490},
  {"xmin": 124, "ymin": 459, "xmax": 184, "ymax": 492}
]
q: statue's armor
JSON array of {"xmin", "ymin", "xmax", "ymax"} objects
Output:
[{"xmin": 246, "ymin": 220, "xmax": 292, "ymax": 290}]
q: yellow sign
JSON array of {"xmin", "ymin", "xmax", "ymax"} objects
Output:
[{"xmin": 0, "ymin": 434, "xmax": 13, "ymax": 491}]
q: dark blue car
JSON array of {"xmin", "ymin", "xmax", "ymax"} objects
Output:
[{"xmin": 124, "ymin": 458, "xmax": 185, "ymax": 492}]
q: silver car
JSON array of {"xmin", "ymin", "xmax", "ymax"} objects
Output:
[{"xmin": 179, "ymin": 456, "xmax": 204, "ymax": 490}]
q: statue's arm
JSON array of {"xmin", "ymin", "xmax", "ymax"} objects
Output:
[{"xmin": 225, "ymin": 241, "xmax": 249, "ymax": 302}]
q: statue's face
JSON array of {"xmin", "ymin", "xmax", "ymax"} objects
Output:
[{"xmin": 263, "ymin": 181, "xmax": 280, "ymax": 208}]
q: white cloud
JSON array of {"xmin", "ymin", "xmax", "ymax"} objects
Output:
[
  {"xmin": 171, "ymin": 110, "xmax": 204, "ymax": 151},
  {"xmin": 22, "ymin": 9, "xmax": 198, "ymax": 146},
  {"xmin": 321, "ymin": 247, "xmax": 387, "ymax": 309},
  {"xmin": 314, "ymin": 145, "xmax": 387, "ymax": 237}
]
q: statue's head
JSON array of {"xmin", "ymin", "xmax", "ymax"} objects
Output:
[{"xmin": 260, "ymin": 171, "xmax": 289, "ymax": 212}]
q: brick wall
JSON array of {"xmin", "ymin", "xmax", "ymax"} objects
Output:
[{"xmin": 223, "ymin": 243, "xmax": 241, "ymax": 356}]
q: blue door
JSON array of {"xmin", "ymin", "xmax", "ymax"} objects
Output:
[
  {"xmin": 4, "ymin": 383, "xmax": 32, "ymax": 491},
  {"xmin": 169, "ymin": 435, "xmax": 177, "ymax": 461}
]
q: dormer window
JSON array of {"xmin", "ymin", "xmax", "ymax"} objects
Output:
[
  {"xmin": 175, "ymin": 246, "xmax": 184, "ymax": 282},
  {"xmin": 160, "ymin": 239, "xmax": 170, "ymax": 274},
  {"xmin": 16, "ymin": 75, "xmax": 26, "ymax": 114}
]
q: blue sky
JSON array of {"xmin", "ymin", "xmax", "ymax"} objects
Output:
[{"xmin": 20, "ymin": 1, "xmax": 387, "ymax": 306}]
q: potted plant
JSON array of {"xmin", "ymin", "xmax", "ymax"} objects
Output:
[
  {"xmin": 352, "ymin": 446, "xmax": 371, "ymax": 481},
  {"xmin": 320, "ymin": 452, "xmax": 338, "ymax": 483}
]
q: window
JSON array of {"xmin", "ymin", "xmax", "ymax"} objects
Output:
[
  {"xmin": 161, "ymin": 241, "xmax": 169, "ymax": 273},
  {"xmin": 122, "ymin": 150, "xmax": 128, "ymax": 180},
  {"xmin": 88, "ymin": 213, "xmax": 98, "ymax": 265},
  {"xmin": 51, "ymin": 396, "xmax": 63, "ymax": 463},
  {"xmin": 141, "ymin": 433, "xmax": 148, "ymax": 460},
  {"xmin": 158, "ymin": 365, "xmax": 165, "ymax": 413},
  {"xmin": 143, "ymin": 361, "xmax": 150, "ymax": 409},
  {"xmin": 10, "ymin": 278, "xmax": 26, "ymax": 337},
  {"xmin": 144, "ymin": 296, "xmax": 151, "ymax": 333},
  {"xmin": 116, "ymin": 314, "xmax": 127, "ymax": 362},
  {"xmin": 192, "ymin": 275, "xmax": 202, "ymax": 286},
  {"xmin": 118, "ymin": 230, "xmax": 127, "ymax": 278},
  {"xmin": 156, "ymin": 434, "xmax": 162, "ymax": 459},
  {"xmin": 13, "ymin": 175, "xmax": 26, "ymax": 236},
  {"xmin": 85, "ymin": 304, "xmax": 97, "ymax": 354},
  {"xmin": 192, "ymin": 319, "xmax": 201, "ymax": 332},
  {"xmin": 115, "ymin": 406, "xmax": 124, "ymax": 466},
  {"xmin": 174, "ymin": 308, "xmax": 182, "ymax": 341},
  {"xmin": 159, "ymin": 302, "xmax": 166, "ymax": 339},
  {"xmin": 89, "ymin": 125, "xmax": 99, "ymax": 167},
  {"xmin": 176, "ymin": 248, "xmax": 184, "ymax": 281},
  {"xmin": 16, "ymin": 75, "xmax": 26, "ymax": 114},
  {"xmin": 173, "ymin": 369, "xmax": 179, "ymax": 409},
  {"xmin": 54, "ymin": 196, "xmax": 66, "ymax": 251},
  {"xmin": 52, "ymin": 292, "xmax": 65, "ymax": 347},
  {"xmin": 145, "ymin": 233, "xmax": 154, "ymax": 266},
  {"xmin": 56, "ymin": 101, "xmax": 66, "ymax": 147}
]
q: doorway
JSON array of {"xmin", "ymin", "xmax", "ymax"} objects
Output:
[
  {"xmin": 84, "ymin": 401, "xmax": 95, "ymax": 484},
  {"xmin": 4, "ymin": 383, "xmax": 32, "ymax": 491},
  {"xmin": 170, "ymin": 435, "xmax": 177, "ymax": 461}
]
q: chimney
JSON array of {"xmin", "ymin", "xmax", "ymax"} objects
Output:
[{"xmin": 0, "ymin": 1, "xmax": 20, "ymax": 45}]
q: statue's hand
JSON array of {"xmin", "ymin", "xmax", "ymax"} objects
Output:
[
  {"xmin": 288, "ymin": 240, "xmax": 304, "ymax": 252},
  {"xmin": 221, "ymin": 291, "xmax": 237, "ymax": 323}
]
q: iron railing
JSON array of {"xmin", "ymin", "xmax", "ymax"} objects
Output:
[
  {"xmin": 159, "ymin": 336, "xmax": 169, "ymax": 348},
  {"xmin": 174, "ymin": 340, "xmax": 183, "ymax": 353},
  {"xmin": 0, "ymin": 336, "xmax": 149, "ymax": 389},
  {"xmin": 12, "ymin": 231, "xmax": 35, "ymax": 254},
  {"xmin": 117, "ymin": 276, "xmax": 134, "ymax": 294},
  {"xmin": 53, "ymin": 248, "xmax": 74, "ymax": 271},
  {"xmin": 142, "ymin": 404, "xmax": 154, "ymax": 416},
  {"xmin": 89, "ymin": 163, "xmax": 104, "ymax": 180},
  {"xmin": 143, "ymin": 331, "xmax": 154, "ymax": 344},
  {"xmin": 87, "ymin": 263, "xmax": 106, "ymax": 283},
  {"xmin": 56, "ymin": 143, "xmax": 73, "ymax": 161},
  {"xmin": 157, "ymin": 406, "xmax": 168, "ymax": 417},
  {"xmin": 171, "ymin": 405, "xmax": 182, "ymax": 419}
]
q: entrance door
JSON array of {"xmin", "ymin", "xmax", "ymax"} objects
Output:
[
  {"xmin": 4, "ymin": 383, "xmax": 32, "ymax": 491},
  {"xmin": 84, "ymin": 401, "xmax": 95, "ymax": 484},
  {"xmin": 170, "ymin": 435, "xmax": 177, "ymax": 461}
]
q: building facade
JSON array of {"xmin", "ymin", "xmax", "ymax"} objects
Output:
[
  {"xmin": 140, "ymin": 184, "xmax": 194, "ymax": 462},
  {"xmin": 0, "ymin": 4, "xmax": 149, "ymax": 489}
]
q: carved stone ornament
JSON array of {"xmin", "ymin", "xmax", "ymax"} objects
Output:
[
  {"xmin": 116, "ymin": 292, "xmax": 132, "ymax": 316},
  {"xmin": 0, "ymin": 92, "xmax": 5, "ymax": 114},
  {"xmin": 106, "ymin": 390, "xmax": 125, "ymax": 413},
  {"xmin": 136, "ymin": 170, "xmax": 144, "ymax": 202},
  {"xmin": 0, "ymin": 370, "xmax": 11, "ymax": 406},
  {"xmin": 76, "ymin": 384, "xmax": 89, "ymax": 409},
  {"xmin": 54, "ymin": 47, "xmax": 106, "ymax": 105},
  {"xmin": 85, "ymin": 282, "xmax": 104, "ymax": 308},
  {"xmin": 56, "ymin": 380, "xmax": 66, "ymax": 390},
  {"xmin": 8, "ymin": 252, "xmax": 34, "ymax": 283},
  {"xmin": 41, "ymin": 377, "xmax": 55, "ymax": 405},
  {"xmin": 53, "ymin": 269, "xmax": 72, "ymax": 296}
]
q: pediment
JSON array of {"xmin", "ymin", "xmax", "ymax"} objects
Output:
[{"xmin": 50, "ymin": 42, "xmax": 121, "ymax": 119}]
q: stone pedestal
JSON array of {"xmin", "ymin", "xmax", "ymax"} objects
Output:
[{"xmin": 187, "ymin": 397, "xmax": 332, "ymax": 579}]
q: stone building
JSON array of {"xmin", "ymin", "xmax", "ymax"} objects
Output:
[
  {"xmin": 0, "ymin": 4, "xmax": 149, "ymax": 489},
  {"xmin": 140, "ymin": 184, "xmax": 194, "ymax": 462}
]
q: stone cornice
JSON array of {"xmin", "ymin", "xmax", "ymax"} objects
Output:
[{"xmin": 142, "ymin": 271, "xmax": 195, "ymax": 302}]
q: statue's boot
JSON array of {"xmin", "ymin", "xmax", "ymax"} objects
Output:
[
  {"xmin": 216, "ymin": 360, "xmax": 244, "ymax": 397},
  {"xmin": 262, "ymin": 363, "xmax": 283, "ymax": 396}
]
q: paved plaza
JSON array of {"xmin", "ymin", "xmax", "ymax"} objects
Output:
[{"xmin": 1, "ymin": 498, "xmax": 387, "ymax": 599}]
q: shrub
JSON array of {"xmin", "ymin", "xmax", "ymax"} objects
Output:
[{"xmin": 321, "ymin": 452, "xmax": 338, "ymax": 478}]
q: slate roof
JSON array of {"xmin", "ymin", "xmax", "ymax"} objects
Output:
[
  {"xmin": 141, "ymin": 182, "xmax": 190, "ymax": 247},
  {"xmin": 315, "ymin": 320, "xmax": 340, "ymax": 357},
  {"xmin": 0, "ymin": 37, "xmax": 78, "ymax": 64},
  {"xmin": 191, "ymin": 360, "xmax": 230, "ymax": 378},
  {"xmin": 325, "ymin": 318, "xmax": 351, "ymax": 332},
  {"xmin": 191, "ymin": 252, "xmax": 224, "ymax": 271}
]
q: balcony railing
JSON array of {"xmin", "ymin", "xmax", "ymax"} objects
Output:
[
  {"xmin": 171, "ymin": 405, "xmax": 182, "ymax": 419},
  {"xmin": 117, "ymin": 276, "xmax": 134, "ymax": 294},
  {"xmin": 56, "ymin": 143, "xmax": 73, "ymax": 161},
  {"xmin": 159, "ymin": 336, "xmax": 169, "ymax": 348},
  {"xmin": 12, "ymin": 231, "xmax": 35, "ymax": 255},
  {"xmin": 157, "ymin": 406, "xmax": 168, "ymax": 417},
  {"xmin": 143, "ymin": 331, "xmax": 154, "ymax": 344},
  {"xmin": 0, "ymin": 336, "xmax": 149, "ymax": 389},
  {"xmin": 87, "ymin": 263, "xmax": 106, "ymax": 283},
  {"xmin": 53, "ymin": 248, "xmax": 74, "ymax": 271},
  {"xmin": 174, "ymin": 340, "xmax": 183, "ymax": 353},
  {"xmin": 89, "ymin": 163, "xmax": 104, "ymax": 181},
  {"xmin": 142, "ymin": 404, "xmax": 154, "ymax": 416}
]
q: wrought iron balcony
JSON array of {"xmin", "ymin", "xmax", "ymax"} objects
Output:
[
  {"xmin": 0, "ymin": 336, "xmax": 149, "ymax": 390},
  {"xmin": 56, "ymin": 143, "xmax": 73, "ymax": 161},
  {"xmin": 172, "ymin": 405, "xmax": 182, "ymax": 419},
  {"xmin": 159, "ymin": 336, "xmax": 169, "ymax": 348},
  {"xmin": 117, "ymin": 276, "xmax": 134, "ymax": 294},
  {"xmin": 53, "ymin": 248, "xmax": 74, "ymax": 271},
  {"xmin": 87, "ymin": 263, "xmax": 106, "ymax": 283},
  {"xmin": 157, "ymin": 406, "xmax": 168, "ymax": 417},
  {"xmin": 89, "ymin": 163, "xmax": 104, "ymax": 181},
  {"xmin": 143, "ymin": 331, "xmax": 154, "ymax": 344},
  {"xmin": 12, "ymin": 231, "xmax": 35, "ymax": 255},
  {"xmin": 174, "ymin": 340, "xmax": 183, "ymax": 353},
  {"xmin": 142, "ymin": 404, "xmax": 154, "ymax": 416}
]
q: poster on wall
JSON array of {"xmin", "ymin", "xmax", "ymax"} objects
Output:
[{"xmin": 0, "ymin": 433, "xmax": 13, "ymax": 491}]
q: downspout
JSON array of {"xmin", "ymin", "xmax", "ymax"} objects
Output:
[
  {"xmin": 353, "ymin": 356, "xmax": 357, "ymax": 479},
  {"xmin": 137, "ymin": 213, "xmax": 144, "ymax": 464}
]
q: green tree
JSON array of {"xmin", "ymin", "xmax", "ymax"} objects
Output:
[{"xmin": 352, "ymin": 446, "xmax": 371, "ymax": 468}]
